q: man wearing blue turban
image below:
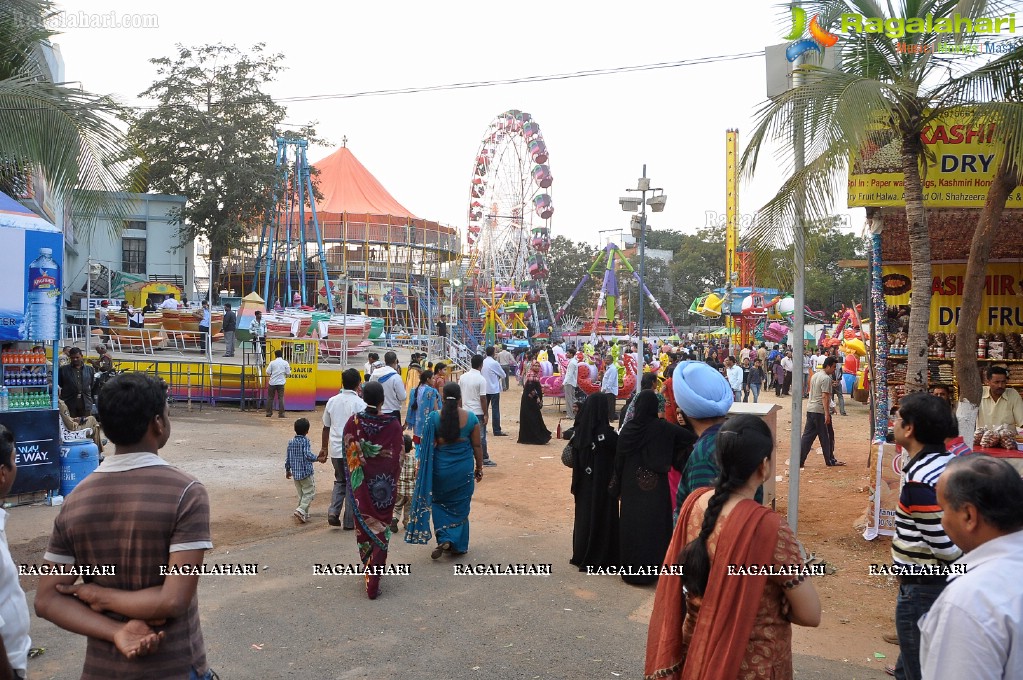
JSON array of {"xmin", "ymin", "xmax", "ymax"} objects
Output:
[{"xmin": 672, "ymin": 361, "xmax": 749, "ymax": 520}]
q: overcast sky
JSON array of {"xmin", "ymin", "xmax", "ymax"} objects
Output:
[{"xmin": 54, "ymin": 0, "xmax": 865, "ymax": 249}]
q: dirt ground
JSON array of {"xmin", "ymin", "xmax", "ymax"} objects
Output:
[{"xmin": 7, "ymin": 359, "xmax": 897, "ymax": 678}]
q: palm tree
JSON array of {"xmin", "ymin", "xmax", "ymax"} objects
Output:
[
  {"xmin": 951, "ymin": 62, "xmax": 1023, "ymax": 437},
  {"xmin": 0, "ymin": 0, "xmax": 137, "ymax": 233},
  {"xmin": 741, "ymin": 0, "xmax": 1023, "ymax": 397}
]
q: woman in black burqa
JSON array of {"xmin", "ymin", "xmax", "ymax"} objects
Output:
[
  {"xmin": 517, "ymin": 375, "xmax": 552, "ymax": 445},
  {"xmin": 614, "ymin": 389, "xmax": 696, "ymax": 585},
  {"xmin": 568, "ymin": 392, "xmax": 620, "ymax": 571}
]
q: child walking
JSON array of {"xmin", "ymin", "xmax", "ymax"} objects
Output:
[{"xmin": 286, "ymin": 418, "xmax": 319, "ymax": 522}]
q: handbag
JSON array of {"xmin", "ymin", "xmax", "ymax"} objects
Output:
[{"xmin": 561, "ymin": 437, "xmax": 576, "ymax": 468}]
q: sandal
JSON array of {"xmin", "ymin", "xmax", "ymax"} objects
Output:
[{"xmin": 431, "ymin": 542, "xmax": 451, "ymax": 559}]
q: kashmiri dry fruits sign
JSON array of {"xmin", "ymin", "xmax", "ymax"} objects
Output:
[
  {"xmin": 882, "ymin": 262, "xmax": 1023, "ymax": 333},
  {"xmin": 849, "ymin": 112, "xmax": 1023, "ymax": 208}
]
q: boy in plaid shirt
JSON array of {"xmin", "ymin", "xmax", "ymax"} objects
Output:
[{"xmin": 285, "ymin": 418, "xmax": 319, "ymax": 523}]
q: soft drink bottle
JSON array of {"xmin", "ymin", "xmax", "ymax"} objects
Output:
[{"xmin": 26, "ymin": 248, "xmax": 61, "ymax": 341}]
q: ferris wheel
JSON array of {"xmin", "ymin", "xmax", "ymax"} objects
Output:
[{"xmin": 462, "ymin": 109, "xmax": 556, "ymax": 341}]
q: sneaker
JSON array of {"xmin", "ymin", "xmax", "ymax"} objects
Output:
[
  {"xmin": 483, "ymin": 459, "xmax": 497, "ymax": 467},
  {"xmin": 266, "ymin": 413, "xmax": 272, "ymax": 418},
  {"xmin": 327, "ymin": 515, "xmax": 341, "ymax": 527},
  {"xmin": 493, "ymin": 432, "xmax": 508, "ymax": 437},
  {"xmin": 827, "ymin": 461, "xmax": 847, "ymax": 467},
  {"xmin": 294, "ymin": 508, "xmax": 308, "ymax": 523},
  {"xmin": 389, "ymin": 520, "xmax": 399, "ymax": 533}
]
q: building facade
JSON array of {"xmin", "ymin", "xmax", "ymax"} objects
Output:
[{"xmin": 65, "ymin": 192, "xmax": 192, "ymax": 306}]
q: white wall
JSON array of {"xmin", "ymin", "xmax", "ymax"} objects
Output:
[{"xmin": 65, "ymin": 193, "xmax": 191, "ymax": 299}]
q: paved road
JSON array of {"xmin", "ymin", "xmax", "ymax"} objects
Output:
[{"xmin": 25, "ymin": 521, "xmax": 889, "ymax": 679}]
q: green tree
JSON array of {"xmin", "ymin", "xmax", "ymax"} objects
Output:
[
  {"xmin": 547, "ymin": 235, "xmax": 601, "ymax": 322},
  {"xmin": 0, "ymin": 0, "xmax": 136, "ymax": 230},
  {"xmin": 741, "ymin": 0, "xmax": 1023, "ymax": 394},
  {"xmin": 669, "ymin": 226, "xmax": 727, "ymax": 320},
  {"xmin": 128, "ymin": 43, "xmax": 292, "ymax": 298}
]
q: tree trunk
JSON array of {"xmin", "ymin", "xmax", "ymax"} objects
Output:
[
  {"xmin": 955, "ymin": 157, "xmax": 1021, "ymax": 440},
  {"xmin": 900, "ymin": 128, "xmax": 931, "ymax": 394},
  {"xmin": 209, "ymin": 243, "xmax": 224, "ymax": 305}
]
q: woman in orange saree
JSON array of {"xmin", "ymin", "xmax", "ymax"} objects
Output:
[{"xmin": 645, "ymin": 415, "xmax": 821, "ymax": 680}]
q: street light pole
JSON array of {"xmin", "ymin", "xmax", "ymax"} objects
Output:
[
  {"xmin": 621, "ymin": 166, "xmax": 666, "ymax": 396},
  {"xmin": 339, "ymin": 276, "xmax": 348, "ymax": 364},
  {"xmin": 638, "ymin": 188, "xmax": 647, "ymax": 391}
]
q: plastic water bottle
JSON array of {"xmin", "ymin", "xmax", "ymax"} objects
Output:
[
  {"xmin": 0, "ymin": 386, "xmax": 8, "ymax": 412},
  {"xmin": 26, "ymin": 247, "xmax": 61, "ymax": 341}
]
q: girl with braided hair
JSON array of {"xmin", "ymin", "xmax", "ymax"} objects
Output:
[{"xmin": 645, "ymin": 415, "xmax": 821, "ymax": 680}]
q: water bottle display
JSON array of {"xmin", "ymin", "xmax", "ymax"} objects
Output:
[
  {"xmin": 0, "ymin": 386, "xmax": 8, "ymax": 412},
  {"xmin": 26, "ymin": 247, "xmax": 61, "ymax": 341}
]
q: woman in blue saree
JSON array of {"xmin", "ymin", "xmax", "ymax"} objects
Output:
[{"xmin": 405, "ymin": 382, "xmax": 485, "ymax": 558}]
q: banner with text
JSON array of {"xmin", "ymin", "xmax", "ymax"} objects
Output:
[
  {"xmin": 882, "ymin": 262, "xmax": 1023, "ymax": 333},
  {"xmin": 849, "ymin": 112, "xmax": 1023, "ymax": 208}
]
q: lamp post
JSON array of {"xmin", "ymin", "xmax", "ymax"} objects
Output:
[
  {"xmin": 620, "ymin": 165, "xmax": 667, "ymax": 395},
  {"xmin": 449, "ymin": 277, "xmax": 461, "ymax": 359},
  {"xmin": 338, "ymin": 275, "xmax": 349, "ymax": 363}
]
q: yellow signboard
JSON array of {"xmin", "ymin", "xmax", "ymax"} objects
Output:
[
  {"xmin": 848, "ymin": 112, "xmax": 1023, "ymax": 208},
  {"xmin": 882, "ymin": 262, "xmax": 1023, "ymax": 332}
]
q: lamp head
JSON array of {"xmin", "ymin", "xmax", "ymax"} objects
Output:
[
  {"xmin": 619, "ymin": 197, "xmax": 641, "ymax": 212},
  {"xmin": 647, "ymin": 193, "xmax": 668, "ymax": 212},
  {"xmin": 630, "ymin": 214, "xmax": 643, "ymax": 238}
]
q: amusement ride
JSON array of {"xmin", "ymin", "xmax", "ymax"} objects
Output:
[{"xmin": 458, "ymin": 110, "xmax": 556, "ymax": 347}]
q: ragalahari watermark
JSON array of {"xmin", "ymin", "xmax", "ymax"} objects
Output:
[{"xmin": 45, "ymin": 10, "xmax": 159, "ymax": 30}]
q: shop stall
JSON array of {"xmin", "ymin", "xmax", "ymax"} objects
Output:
[
  {"xmin": 862, "ymin": 208, "xmax": 1023, "ymax": 538},
  {"xmin": 0, "ymin": 191, "xmax": 64, "ymax": 498}
]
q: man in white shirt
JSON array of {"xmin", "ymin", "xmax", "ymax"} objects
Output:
[
  {"xmin": 497, "ymin": 346, "xmax": 514, "ymax": 391},
  {"xmin": 319, "ymin": 368, "xmax": 366, "ymax": 529},
  {"xmin": 600, "ymin": 354, "xmax": 619, "ymax": 414},
  {"xmin": 780, "ymin": 351, "xmax": 794, "ymax": 396},
  {"xmin": 739, "ymin": 344, "xmax": 751, "ymax": 364},
  {"xmin": 371, "ymin": 351, "xmax": 407, "ymax": 419},
  {"xmin": 158, "ymin": 296, "xmax": 179, "ymax": 310},
  {"xmin": 459, "ymin": 355, "xmax": 495, "ymax": 466},
  {"xmin": 563, "ymin": 352, "xmax": 581, "ymax": 416},
  {"xmin": 363, "ymin": 352, "xmax": 380, "ymax": 383},
  {"xmin": 482, "ymin": 346, "xmax": 507, "ymax": 436},
  {"xmin": 725, "ymin": 356, "xmax": 744, "ymax": 403},
  {"xmin": 0, "ymin": 426, "xmax": 30, "ymax": 679},
  {"xmin": 920, "ymin": 454, "xmax": 1023, "ymax": 680},
  {"xmin": 977, "ymin": 366, "xmax": 1023, "ymax": 430},
  {"xmin": 802, "ymin": 350, "xmax": 813, "ymax": 398},
  {"xmin": 251, "ymin": 310, "xmax": 267, "ymax": 364},
  {"xmin": 266, "ymin": 349, "xmax": 291, "ymax": 418}
]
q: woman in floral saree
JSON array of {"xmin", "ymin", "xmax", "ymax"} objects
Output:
[
  {"xmin": 342, "ymin": 381, "xmax": 405, "ymax": 600},
  {"xmin": 405, "ymin": 382, "xmax": 485, "ymax": 558}
]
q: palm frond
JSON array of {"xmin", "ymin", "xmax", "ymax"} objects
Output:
[{"xmin": 0, "ymin": 75, "xmax": 136, "ymax": 238}]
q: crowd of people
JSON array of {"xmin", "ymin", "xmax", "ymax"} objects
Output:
[{"xmin": 0, "ymin": 329, "xmax": 1020, "ymax": 679}]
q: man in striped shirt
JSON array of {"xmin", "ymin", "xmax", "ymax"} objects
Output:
[
  {"xmin": 35, "ymin": 373, "xmax": 215, "ymax": 678},
  {"xmin": 890, "ymin": 392, "xmax": 962, "ymax": 680}
]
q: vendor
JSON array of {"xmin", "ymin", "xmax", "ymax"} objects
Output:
[{"xmin": 977, "ymin": 366, "xmax": 1023, "ymax": 430}]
